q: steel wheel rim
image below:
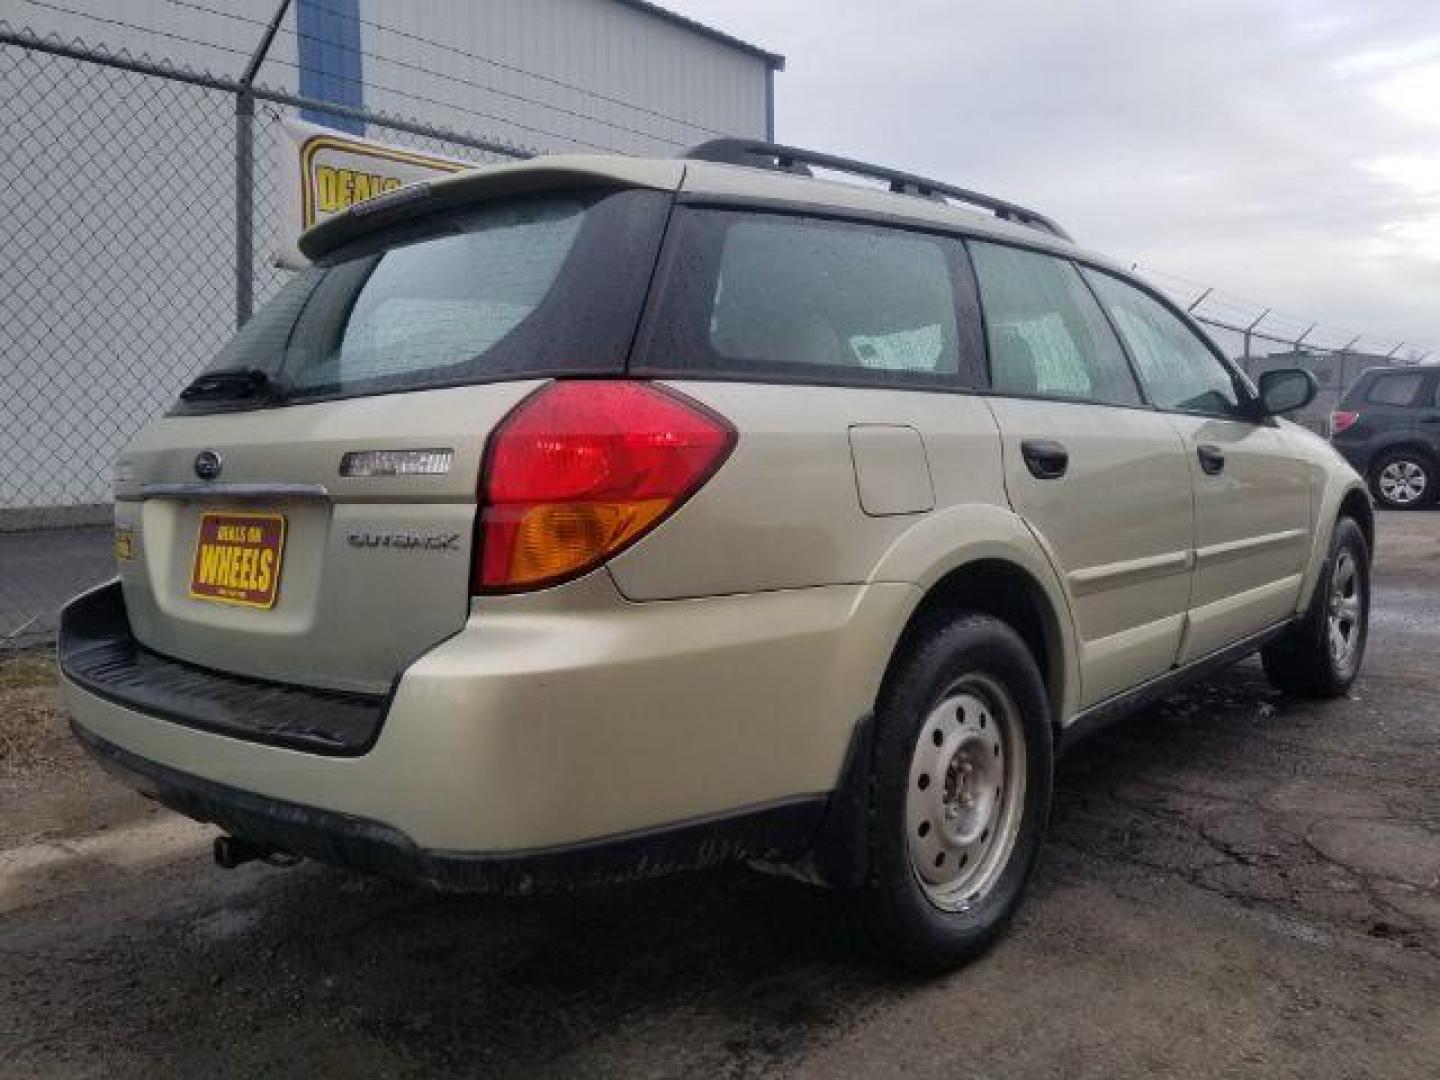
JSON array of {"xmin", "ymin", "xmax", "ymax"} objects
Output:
[
  {"xmin": 905, "ymin": 674, "xmax": 1026, "ymax": 912},
  {"xmin": 1379, "ymin": 460, "xmax": 1426, "ymax": 504},
  {"xmin": 1328, "ymin": 549, "xmax": 1363, "ymax": 673}
]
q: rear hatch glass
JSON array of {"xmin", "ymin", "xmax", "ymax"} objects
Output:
[{"xmin": 177, "ymin": 187, "xmax": 670, "ymax": 411}]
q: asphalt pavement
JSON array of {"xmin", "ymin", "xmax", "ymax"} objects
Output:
[{"xmin": 0, "ymin": 526, "xmax": 112, "ymax": 646}]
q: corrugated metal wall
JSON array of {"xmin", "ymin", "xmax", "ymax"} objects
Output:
[{"xmin": 349, "ymin": 0, "xmax": 771, "ymax": 153}]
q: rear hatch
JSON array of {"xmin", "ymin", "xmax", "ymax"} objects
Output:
[{"xmin": 112, "ymin": 162, "xmax": 678, "ymax": 695}]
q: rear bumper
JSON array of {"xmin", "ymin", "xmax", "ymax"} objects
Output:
[
  {"xmin": 61, "ymin": 575, "xmax": 914, "ymax": 868},
  {"xmin": 71, "ymin": 719, "xmax": 823, "ymax": 891},
  {"xmin": 60, "ymin": 583, "xmax": 387, "ymax": 755}
]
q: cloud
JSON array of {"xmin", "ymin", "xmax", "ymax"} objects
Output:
[
  {"xmin": 669, "ymin": 0, "xmax": 1440, "ymax": 351},
  {"xmin": 1375, "ymin": 62, "xmax": 1440, "ymax": 126}
]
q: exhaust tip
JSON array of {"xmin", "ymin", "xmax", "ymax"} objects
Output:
[{"xmin": 213, "ymin": 835, "xmax": 300, "ymax": 870}]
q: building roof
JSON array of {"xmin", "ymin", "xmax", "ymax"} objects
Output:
[{"xmin": 612, "ymin": 0, "xmax": 785, "ymax": 69}]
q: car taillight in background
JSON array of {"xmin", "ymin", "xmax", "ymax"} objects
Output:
[
  {"xmin": 1330, "ymin": 410, "xmax": 1360, "ymax": 437},
  {"xmin": 476, "ymin": 381, "xmax": 736, "ymax": 593}
]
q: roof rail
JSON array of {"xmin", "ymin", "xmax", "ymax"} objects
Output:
[{"xmin": 683, "ymin": 139, "xmax": 1072, "ymax": 241}]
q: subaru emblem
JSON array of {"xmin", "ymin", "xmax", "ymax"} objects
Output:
[{"xmin": 193, "ymin": 450, "xmax": 223, "ymax": 481}]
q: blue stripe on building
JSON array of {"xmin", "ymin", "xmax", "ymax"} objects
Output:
[{"xmin": 296, "ymin": 0, "xmax": 365, "ymax": 135}]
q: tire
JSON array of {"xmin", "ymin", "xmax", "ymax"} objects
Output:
[
  {"xmin": 848, "ymin": 612, "xmax": 1054, "ymax": 974},
  {"xmin": 1370, "ymin": 450, "xmax": 1435, "ymax": 510},
  {"xmin": 1261, "ymin": 516, "xmax": 1370, "ymax": 697}
]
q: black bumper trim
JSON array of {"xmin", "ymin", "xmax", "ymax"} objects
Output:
[
  {"xmin": 71, "ymin": 721, "xmax": 827, "ymax": 893},
  {"xmin": 58, "ymin": 582, "xmax": 388, "ymax": 756}
]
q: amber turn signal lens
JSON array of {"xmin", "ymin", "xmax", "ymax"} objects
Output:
[{"xmin": 496, "ymin": 499, "xmax": 670, "ymax": 587}]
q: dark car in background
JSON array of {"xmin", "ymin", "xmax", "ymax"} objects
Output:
[{"xmin": 1331, "ymin": 367, "xmax": 1440, "ymax": 509}]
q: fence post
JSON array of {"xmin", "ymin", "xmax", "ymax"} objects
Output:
[
  {"xmin": 1242, "ymin": 308, "xmax": 1270, "ymax": 360},
  {"xmin": 235, "ymin": 0, "xmax": 293, "ymax": 329}
]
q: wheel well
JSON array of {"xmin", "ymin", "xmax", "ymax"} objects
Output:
[
  {"xmin": 1371, "ymin": 442, "xmax": 1437, "ymax": 472},
  {"xmin": 814, "ymin": 559, "xmax": 1067, "ymax": 890},
  {"xmin": 895, "ymin": 560, "xmax": 1065, "ymax": 721},
  {"xmin": 1339, "ymin": 487, "xmax": 1375, "ymax": 553}
]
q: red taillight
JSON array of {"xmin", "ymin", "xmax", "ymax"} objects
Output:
[
  {"xmin": 475, "ymin": 381, "xmax": 736, "ymax": 593},
  {"xmin": 1331, "ymin": 410, "xmax": 1360, "ymax": 436}
]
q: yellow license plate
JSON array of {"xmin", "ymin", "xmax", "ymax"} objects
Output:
[{"xmin": 188, "ymin": 511, "xmax": 286, "ymax": 609}]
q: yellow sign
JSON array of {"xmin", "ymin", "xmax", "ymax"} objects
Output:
[{"xmin": 278, "ymin": 118, "xmax": 473, "ymax": 268}]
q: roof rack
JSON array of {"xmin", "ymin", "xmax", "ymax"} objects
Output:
[{"xmin": 683, "ymin": 139, "xmax": 1072, "ymax": 241}]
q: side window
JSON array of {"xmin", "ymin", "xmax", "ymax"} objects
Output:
[
  {"xmin": 967, "ymin": 241, "xmax": 1141, "ymax": 406},
  {"xmin": 636, "ymin": 208, "xmax": 983, "ymax": 388},
  {"xmin": 1083, "ymin": 269, "xmax": 1243, "ymax": 417},
  {"xmin": 709, "ymin": 217, "xmax": 959, "ymax": 375},
  {"xmin": 1367, "ymin": 373, "xmax": 1424, "ymax": 406}
]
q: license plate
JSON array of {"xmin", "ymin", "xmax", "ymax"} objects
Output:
[{"xmin": 189, "ymin": 511, "xmax": 286, "ymax": 609}]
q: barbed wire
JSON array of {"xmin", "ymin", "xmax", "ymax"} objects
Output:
[
  {"xmin": 280, "ymin": 0, "xmax": 735, "ymax": 138},
  {"xmin": 15, "ymin": 0, "xmax": 647, "ymax": 153},
  {"xmin": 157, "ymin": 0, "xmax": 705, "ymax": 149},
  {"xmin": 0, "ymin": 23, "xmax": 538, "ymax": 160},
  {"xmin": 17, "ymin": 0, "xmax": 254, "ymax": 61},
  {"xmin": 1136, "ymin": 264, "xmax": 1433, "ymax": 361}
]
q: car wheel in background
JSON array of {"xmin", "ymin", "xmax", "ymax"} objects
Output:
[
  {"xmin": 849, "ymin": 612, "xmax": 1053, "ymax": 974},
  {"xmin": 1371, "ymin": 450, "xmax": 1434, "ymax": 510},
  {"xmin": 1262, "ymin": 516, "xmax": 1370, "ymax": 698}
]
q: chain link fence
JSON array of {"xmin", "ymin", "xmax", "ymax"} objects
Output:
[{"xmin": 0, "ymin": 27, "xmax": 528, "ymax": 647}]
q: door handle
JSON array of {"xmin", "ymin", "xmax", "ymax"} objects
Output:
[
  {"xmin": 1021, "ymin": 439, "xmax": 1069, "ymax": 480},
  {"xmin": 1197, "ymin": 444, "xmax": 1226, "ymax": 476},
  {"xmin": 1421, "ymin": 415, "xmax": 1440, "ymax": 425}
]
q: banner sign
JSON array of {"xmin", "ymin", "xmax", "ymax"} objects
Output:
[{"xmin": 277, "ymin": 118, "xmax": 474, "ymax": 267}]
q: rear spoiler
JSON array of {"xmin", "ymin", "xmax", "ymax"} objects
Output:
[{"xmin": 298, "ymin": 156, "xmax": 685, "ymax": 261}]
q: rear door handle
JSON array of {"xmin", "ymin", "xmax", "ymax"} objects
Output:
[
  {"xmin": 1197, "ymin": 444, "xmax": 1226, "ymax": 475},
  {"xmin": 1021, "ymin": 439, "xmax": 1069, "ymax": 480}
]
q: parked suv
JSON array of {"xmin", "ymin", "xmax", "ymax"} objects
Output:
[
  {"xmin": 60, "ymin": 141, "xmax": 1373, "ymax": 972},
  {"xmin": 1331, "ymin": 366, "xmax": 1440, "ymax": 509}
]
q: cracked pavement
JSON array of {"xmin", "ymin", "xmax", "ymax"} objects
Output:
[{"xmin": 1, "ymin": 513, "xmax": 1438, "ymax": 1078}]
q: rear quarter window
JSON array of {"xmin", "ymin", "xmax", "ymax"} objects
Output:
[
  {"xmin": 1365, "ymin": 373, "xmax": 1425, "ymax": 406},
  {"xmin": 634, "ymin": 208, "xmax": 985, "ymax": 389}
]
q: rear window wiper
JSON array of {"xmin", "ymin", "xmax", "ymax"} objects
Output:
[{"xmin": 179, "ymin": 367, "xmax": 286, "ymax": 403}]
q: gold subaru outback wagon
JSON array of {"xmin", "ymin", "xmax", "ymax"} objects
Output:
[{"xmin": 60, "ymin": 140, "xmax": 1372, "ymax": 972}]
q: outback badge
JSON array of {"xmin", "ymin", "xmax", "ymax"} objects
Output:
[{"xmin": 347, "ymin": 531, "xmax": 461, "ymax": 551}]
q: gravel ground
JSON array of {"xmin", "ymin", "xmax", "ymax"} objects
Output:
[{"xmin": 1, "ymin": 513, "xmax": 1437, "ymax": 1079}]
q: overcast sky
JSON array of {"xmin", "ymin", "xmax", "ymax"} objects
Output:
[{"xmin": 669, "ymin": 0, "xmax": 1440, "ymax": 356}]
